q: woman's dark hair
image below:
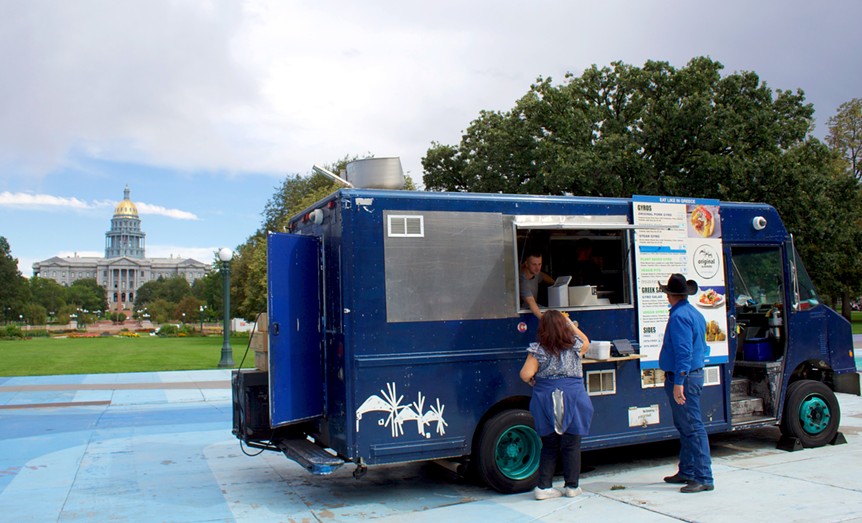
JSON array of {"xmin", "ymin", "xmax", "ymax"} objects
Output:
[{"xmin": 537, "ymin": 310, "xmax": 575, "ymax": 357}]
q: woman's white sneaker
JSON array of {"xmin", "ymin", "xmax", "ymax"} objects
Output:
[
  {"xmin": 534, "ymin": 487, "xmax": 562, "ymax": 500},
  {"xmin": 564, "ymin": 486, "xmax": 582, "ymax": 497}
]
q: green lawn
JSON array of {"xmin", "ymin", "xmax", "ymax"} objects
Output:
[
  {"xmin": 0, "ymin": 335, "xmax": 254, "ymax": 376},
  {"xmin": 3, "ymin": 314, "xmax": 859, "ymax": 377}
]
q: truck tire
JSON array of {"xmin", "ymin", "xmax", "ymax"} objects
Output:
[
  {"xmin": 780, "ymin": 379, "xmax": 841, "ymax": 448},
  {"xmin": 475, "ymin": 409, "xmax": 541, "ymax": 493}
]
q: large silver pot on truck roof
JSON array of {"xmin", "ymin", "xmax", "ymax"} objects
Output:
[
  {"xmin": 346, "ymin": 157, "xmax": 404, "ymax": 189},
  {"xmin": 313, "ymin": 157, "xmax": 405, "ymax": 190}
]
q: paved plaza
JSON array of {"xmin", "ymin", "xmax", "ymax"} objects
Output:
[{"xmin": 1, "ymin": 365, "xmax": 861, "ymax": 522}]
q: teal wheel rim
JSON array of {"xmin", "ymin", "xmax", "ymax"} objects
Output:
[
  {"xmin": 494, "ymin": 424, "xmax": 541, "ymax": 480},
  {"xmin": 798, "ymin": 394, "xmax": 831, "ymax": 435}
]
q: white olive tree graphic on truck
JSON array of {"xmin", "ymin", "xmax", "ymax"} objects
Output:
[{"xmin": 355, "ymin": 382, "xmax": 448, "ymax": 438}]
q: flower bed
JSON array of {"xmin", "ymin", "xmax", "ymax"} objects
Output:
[{"xmin": 68, "ymin": 332, "xmax": 102, "ymax": 338}]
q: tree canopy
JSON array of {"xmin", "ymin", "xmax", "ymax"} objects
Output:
[
  {"xmin": 824, "ymin": 98, "xmax": 862, "ymax": 314},
  {"xmin": 66, "ymin": 278, "xmax": 109, "ymax": 312},
  {"xmin": 827, "ymin": 98, "xmax": 862, "ymax": 181},
  {"xmin": 0, "ymin": 237, "xmax": 30, "ymax": 322},
  {"xmin": 423, "ymin": 57, "xmax": 815, "ymax": 199}
]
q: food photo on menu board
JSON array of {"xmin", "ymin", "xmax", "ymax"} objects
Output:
[
  {"xmin": 687, "ymin": 204, "xmax": 721, "ymax": 238},
  {"xmin": 696, "ymin": 287, "xmax": 725, "ymax": 308},
  {"xmin": 696, "ymin": 286, "xmax": 727, "ymax": 351}
]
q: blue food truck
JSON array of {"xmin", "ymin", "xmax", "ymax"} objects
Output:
[{"xmin": 231, "ymin": 159, "xmax": 858, "ymax": 493}]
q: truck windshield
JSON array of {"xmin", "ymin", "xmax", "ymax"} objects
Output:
[{"xmin": 730, "ymin": 247, "xmax": 784, "ymax": 308}]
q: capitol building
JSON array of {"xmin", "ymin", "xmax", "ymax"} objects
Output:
[{"xmin": 32, "ymin": 186, "xmax": 210, "ymax": 312}]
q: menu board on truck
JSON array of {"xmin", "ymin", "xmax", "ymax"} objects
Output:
[{"xmin": 633, "ymin": 195, "xmax": 729, "ymax": 369}]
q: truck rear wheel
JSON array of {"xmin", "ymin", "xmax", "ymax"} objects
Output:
[
  {"xmin": 780, "ymin": 379, "xmax": 841, "ymax": 447},
  {"xmin": 475, "ymin": 409, "xmax": 541, "ymax": 493}
]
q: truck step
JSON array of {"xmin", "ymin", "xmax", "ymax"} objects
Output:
[
  {"xmin": 730, "ymin": 378, "xmax": 751, "ymax": 398},
  {"xmin": 733, "ymin": 414, "xmax": 775, "ymax": 426},
  {"xmin": 731, "ymin": 396, "xmax": 764, "ymax": 418},
  {"xmin": 276, "ymin": 438, "xmax": 344, "ymax": 475}
]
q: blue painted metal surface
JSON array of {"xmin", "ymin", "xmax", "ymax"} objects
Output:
[{"xmin": 267, "ymin": 232, "xmax": 323, "ymax": 426}]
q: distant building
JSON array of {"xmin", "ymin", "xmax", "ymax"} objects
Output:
[{"xmin": 32, "ymin": 186, "xmax": 210, "ymax": 312}]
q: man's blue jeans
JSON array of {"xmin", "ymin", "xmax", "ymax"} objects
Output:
[{"xmin": 664, "ymin": 369, "xmax": 713, "ymax": 485}]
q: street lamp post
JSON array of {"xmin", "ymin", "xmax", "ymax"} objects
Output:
[
  {"xmin": 218, "ymin": 247, "xmax": 235, "ymax": 368},
  {"xmin": 199, "ymin": 305, "xmax": 205, "ymax": 334}
]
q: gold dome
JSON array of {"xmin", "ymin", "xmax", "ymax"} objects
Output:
[{"xmin": 114, "ymin": 185, "xmax": 139, "ymax": 217}]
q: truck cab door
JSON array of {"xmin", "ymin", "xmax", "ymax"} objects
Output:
[{"xmin": 267, "ymin": 232, "xmax": 324, "ymax": 427}]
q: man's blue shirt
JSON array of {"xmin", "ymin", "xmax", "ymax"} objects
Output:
[{"xmin": 659, "ymin": 299, "xmax": 708, "ymax": 385}]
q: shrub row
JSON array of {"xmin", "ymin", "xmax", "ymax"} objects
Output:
[{"xmin": 0, "ymin": 326, "xmax": 55, "ymax": 339}]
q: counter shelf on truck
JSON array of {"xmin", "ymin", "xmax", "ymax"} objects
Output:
[{"xmin": 231, "ymin": 188, "xmax": 858, "ymax": 494}]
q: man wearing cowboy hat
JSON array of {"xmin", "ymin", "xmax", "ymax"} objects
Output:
[{"xmin": 658, "ymin": 273, "xmax": 715, "ymax": 493}]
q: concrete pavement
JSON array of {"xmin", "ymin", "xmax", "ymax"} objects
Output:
[{"xmin": 1, "ymin": 366, "xmax": 861, "ymax": 522}]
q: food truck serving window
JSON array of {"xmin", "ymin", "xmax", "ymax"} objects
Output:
[{"xmin": 514, "ymin": 215, "xmax": 634, "ymax": 313}]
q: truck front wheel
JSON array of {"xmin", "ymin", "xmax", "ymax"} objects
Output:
[
  {"xmin": 780, "ymin": 379, "xmax": 841, "ymax": 447},
  {"xmin": 475, "ymin": 409, "xmax": 541, "ymax": 493}
]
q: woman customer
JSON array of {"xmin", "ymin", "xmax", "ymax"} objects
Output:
[{"xmin": 519, "ymin": 310, "xmax": 594, "ymax": 500}]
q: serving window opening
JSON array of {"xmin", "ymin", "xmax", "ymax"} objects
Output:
[{"xmin": 515, "ymin": 221, "xmax": 633, "ymax": 314}]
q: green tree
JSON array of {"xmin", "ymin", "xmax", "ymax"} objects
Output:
[
  {"xmin": 0, "ymin": 237, "xmax": 30, "ymax": 322},
  {"xmin": 160, "ymin": 276, "xmax": 193, "ymax": 304},
  {"xmin": 147, "ymin": 298, "xmax": 175, "ymax": 324},
  {"xmin": 824, "ymin": 97, "xmax": 862, "ymax": 316},
  {"xmin": 29, "ymin": 276, "xmax": 67, "ymax": 316},
  {"xmin": 67, "ymin": 278, "xmax": 108, "ymax": 312},
  {"xmin": 191, "ymin": 270, "xmax": 222, "ymax": 321},
  {"xmin": 827, "ymin": 98, "xmax": 862, "ymax": 181},
  {"xmin": 231, "ymin": 235, "xmax": 267, "ymax": 321},
  {"xmin": 24, "ymin": 303, "xmax": 47, "ymax": 325},
  {"xmin": 175, "ymin": 295, "xmax": 203, "ymax": 326},
  {"xmin": 134, "ymin": 279, "xmax": 161, "ymax": 309},
  {"xmin": 423, "ymin": 57, "xmax": 815, "ymax": 199},
  {"xmin": 191, "ymin": 270, "xmax": 220, "ymax": 304},
  {"xmin": 134, "ymin": 276, "xmax": 192, "ymax": 310}
]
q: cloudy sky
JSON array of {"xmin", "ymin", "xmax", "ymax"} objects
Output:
[{"xmin": 1, "ymin": 0, "xmax": 860, "ymax": 276}]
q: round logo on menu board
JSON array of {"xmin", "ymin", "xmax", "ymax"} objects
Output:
[
  {"xmin": 693, "ymin": 244, "xmax": 720, "ymax": 279},
  {"xmin": 518, "ymin": 322, "xmax": 528, "ymax": 333}
]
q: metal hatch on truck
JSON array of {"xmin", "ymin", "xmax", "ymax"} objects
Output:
[{"xmin": 267, "ymin": 232, "xmax": 324, "ymax": 427}]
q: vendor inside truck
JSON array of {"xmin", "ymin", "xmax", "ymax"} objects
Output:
[
  {"xmin": 519, "ymin": 250, "xmax": 555, "ymax": 318},
  {"xmin": 516, "ymin": 227, "xmax": 631, "ymax": 316}
]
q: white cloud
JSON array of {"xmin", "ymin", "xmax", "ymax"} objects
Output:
[
  {"xmin": 147, "ymin": 245, "xmax": 218, "ymax": 264},
  {"xmin": 0, "ymin": 0, "xmax": 859, "ymax": 182},
  {"xmin": 0, "ymin": 191, "xmax": 197, "ymax": 220},
  {"xmin": 0, "ymin": 191, "xmax": 96, "ymax": 210},
  {"xmin": 0, "ymin": 0, "xmax": 256, "ymax": 175},
  {"xmin": 136, "ymin": 203, "xmax": 199, "ymax": 221}
]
